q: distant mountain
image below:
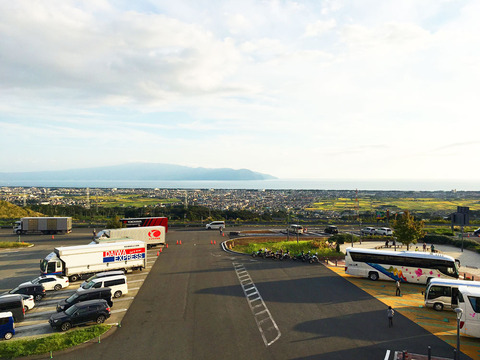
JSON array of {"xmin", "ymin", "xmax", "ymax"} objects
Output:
[{"xmin": 0, "ymin": 163, "xmax": 277, "ymax": 181}]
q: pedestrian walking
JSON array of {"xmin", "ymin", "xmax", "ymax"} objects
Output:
[
  {"xmin": 423, "ymin": 242, "xmax": 426, "ymax": 251},
  {"xmin": 396, "ymin": 280, "xmax": 401, "ymax": 296},
  {"xmin": 431, "ymin": 244, "xmax": 435, "ymax": 253},
  {"xmin": 387, "ymin": 306, "xmax": 395, "ymax": 327}
]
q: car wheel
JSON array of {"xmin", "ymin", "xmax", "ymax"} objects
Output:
[
  {"xmin": 96, "ymin": 315, "xmax": 106, "ymax": 324},
  {"xmin": 113, "ymin": 290, "xmax": 122, "ymax": 298},
  {"xmin": 24, "ymin": 305, "xmax": 29, "ymax": 311},
  {"xmin": 54, "ymin": 284, "xmax": 62, "ymax": 291},
  {"xmin": 60, "ymin": 322, "xmax": 72, "ymax": 332},
  {"xmin": 35, "ymin": 294, "xmax": 43, "ymax": 301},
  {"xmin": 4, "ymin": 332, "xmax": 13, "ymax": 340},
  {"xmin": 368, "ymin": 272, "xmax": 379, "ymax": 281},
  {"xmin": 433, "ymin": 303, "xmax": 444, "ymax": 311}
]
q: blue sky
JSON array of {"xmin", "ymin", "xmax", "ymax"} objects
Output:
[{"xmin": 1, "ymin": 0, "xmax": 479, "ymax": 180}]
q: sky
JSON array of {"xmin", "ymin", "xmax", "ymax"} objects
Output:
[{"xmin": 1, "ymin": 0, "xmax": 480, "ymax": 180}]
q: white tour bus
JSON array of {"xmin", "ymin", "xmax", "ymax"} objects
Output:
[
  {"xmin": 457, "ymin": 286, "xmax": 480, "ymax": 338},
  {"xmin": 345, "ymin": 247, "xmax": 459, "ymax": 284},
  {"xmin": 288, "ymin": 224, "xmax": 304, "ymax": 234},
  {"xmin": 424, "ymin": 279, "xmax": 480, "ymax": 311}
]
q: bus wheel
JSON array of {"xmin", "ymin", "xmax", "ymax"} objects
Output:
[
  {"xmin": 433, "ymin": 303, "xmax": 443, "ymax": 311},
  {"xmin": 368, "ymin": 272, "xmax": 379, "ymax": 281}
]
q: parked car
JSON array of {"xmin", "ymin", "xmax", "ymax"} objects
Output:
[
  {"xmin": 77, "ymin": 274, "xmax": 127, "ymax": 299},
  {"xmin": 205, "ymin": 221, "xmax": 225, "ymax": 230},
  {"xmin": 49, "ymin": 299, "xmax": 111, "ymax": 332},
  {"xmin": 3, "ymin": 283, "xmax": 45, "ymax": 302},
  {"xmin": 361, "ymin": 227, "xmax": 376, "ymax": 236},
  {"xmin": 0, "ymin": 295, "xmax": 25, "ymax": 322},
  {"xmin": 0, "ymin": 294, "xmax": 34, "ymax": 311},
  {"xmin": 57, "ymin": 288, "xmax": 113, "ymax": 312},
  {"xmin": 375, "ymin": 227, "xmax": 393, "ymax": 236},
  {"xmin": 0, "ymin": 312, "xmax": 15, "ymax": 340},
  {"xmin": 324, "ymin": 225, "xmax": 338, "ymax": 234},
  {"xmin": 21, "ymin": 275, "xmax": 69, "ymax": 291},
  {"xmin": 81, "ymin": 271, "xmax": 125, "ymax": 288}
]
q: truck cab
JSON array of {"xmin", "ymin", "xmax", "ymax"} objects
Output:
[{"xmin": 40, "ymin": 253, "xmax": 64, "ymax": 276}]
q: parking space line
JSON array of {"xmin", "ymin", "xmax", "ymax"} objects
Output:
[{"xmin": 233, "ymin": 262, "xmax": 281, "ymax": 347}]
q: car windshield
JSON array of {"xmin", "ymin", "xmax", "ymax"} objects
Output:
[
  {"xmin": 82, "ymin": 281, "xmax": 95, "ymax": 289},
  {"xmin": 65, "ymin": 293, "xmax": 79, "ymax": 304},
  {"xmin": 64, "ymin": 305, "xmax": 77, "ymax": 316}
]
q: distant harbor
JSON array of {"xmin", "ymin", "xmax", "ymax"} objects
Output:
[{"xmin": 0, "ymin": 178, "xmax": 478, "ymax": 191}]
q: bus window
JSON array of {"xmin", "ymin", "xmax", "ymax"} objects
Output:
[{"xmin": 468, "ymin": 296, "xmax": 480, "ymax": 313}]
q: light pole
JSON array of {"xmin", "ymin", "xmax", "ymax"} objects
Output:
[{"xmin": 454, "ymin": 307, "xmax": 463, "ymax": 360}]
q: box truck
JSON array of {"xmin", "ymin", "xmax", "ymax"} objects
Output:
[
  {"xmin": 14, "ymin": 217, "xmax": 72, "ymax": 235},
  {"xmin": 94, "ymin": 226, "xmax": 166, "ymax": 249},
  {"xmin": 120, "ymin": 217, "xmax": 168, "ymax": 232},
  {"xmin": 40, "ymin": 240, "xmax": 146, "ymax": 282}
]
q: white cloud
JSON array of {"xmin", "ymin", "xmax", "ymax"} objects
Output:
[{"xmin": 1, "ymin": 0, "xmax": 480, "ymax": 181}]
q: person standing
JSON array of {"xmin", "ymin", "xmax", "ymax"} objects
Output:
[
  {"xmin": 423, "ymin": 242, "xmax": 427, "ymax": 251},
  {"xmin": 396, "ymin": 280, "xmax": 401, "ymax": 296},
  {"xmin": 387, "ymin": 306, "xmax": 395, "ymax": 327}
]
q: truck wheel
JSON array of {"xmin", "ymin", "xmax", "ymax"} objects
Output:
[
  {"xmin": 54, "ymin": 284, "xmax": 62, "ymax": 291},
  {"xmin": 96, "ymin": 315, "xmax": 106, "ymax": 324},
  {"xmin": 113, "ymin": 290, "xmax": 122, "ymax": 298},
  {"xmin": 16, "ymin": 230, "xmax": 22, "ymax": 235},
  {"xmin": 4, "ymin": 332, "xmax": 13, "ymax": 340},
  {"xmin": 60, "ymin": 322, "xmax": 72, "ymax": 332},
  {"xmin": 69, "ymin": 274, "xmax": 79, "ymax": 282}
]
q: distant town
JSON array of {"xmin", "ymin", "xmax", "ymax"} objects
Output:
[{"xmin": 1, "ymin": 186, "xmax": 478, "ymax": 221}]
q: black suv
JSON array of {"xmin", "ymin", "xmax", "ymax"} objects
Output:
[
  {"xmin": 49, "ymin": 299, "xmax": 111, "ymax": 331},
  {"xmin": 5, "ymin": 283, "xmax": 46, "ymax": 301},
  {"xmin": 324, "ymin": 225, "xmax": 338, "ymax": 235},
  {"xmin": 57, "ymin": 288, "xmax": 113, "ymax": 312}
]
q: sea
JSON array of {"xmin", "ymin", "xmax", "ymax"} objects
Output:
[{"xmin": 0, "ymin": 179, "xmax": 479, "ymax": 191}]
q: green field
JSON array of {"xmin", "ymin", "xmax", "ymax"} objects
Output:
[
  {"xmin": 307, "ymin": 198, "xmax": 480, "ymax": 213},
  {"xmin": 84, "ymin": 194, "xmax": 180, "ymax": 208}
]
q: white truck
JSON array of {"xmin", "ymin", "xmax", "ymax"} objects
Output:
[
  {"xmin": 40, "ymin": 240, "xmax": 146, "ymax": 282},
  {"xmin": 94, "ymin": 226, "xmax": 166, "ymax": 249},
  {"xmin": 14, "ymin": 217, "xmax": 72, "ymax": 235}
]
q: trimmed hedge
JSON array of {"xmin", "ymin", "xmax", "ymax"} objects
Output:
[{"xmin": 421, "ymin": 234, "xmax": 480, "ymax": 254}]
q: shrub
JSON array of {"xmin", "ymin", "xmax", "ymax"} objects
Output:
[{"xmin": 329, "ymin": 233, "xmax": 359, "ymax": 245}]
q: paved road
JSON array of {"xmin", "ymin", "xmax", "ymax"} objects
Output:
[{"xmin": 51, "ymin": 230, "xmax": 467, "ymax": 360}]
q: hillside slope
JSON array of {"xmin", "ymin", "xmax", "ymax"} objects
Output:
[{"xmin": 0, "ymin": 200, "xmax": 44, "ymax": 219}]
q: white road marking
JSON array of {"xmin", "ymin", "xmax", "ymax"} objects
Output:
[
  {"xmin": 111, "ymin": 308, "xmax": 128, "ymax": 314},
  {"xmin": 384, "ymin": 350, "xmax": 391, "ymax": 360},
  {"xmin": 233, "ymin": 262, "xmax": 281, "ymax": 347}
]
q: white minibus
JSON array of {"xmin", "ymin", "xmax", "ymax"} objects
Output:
[
  {"xmin": 457, "ymin": 286, "xmax": 480, "ymax": 338},
  {"xmin": 424, "ymin": 278, "xmax": 480, "ymax": 311},
  {"xmin": 288, "ymin": 224, "xmax": 304, "ymax": 234}
]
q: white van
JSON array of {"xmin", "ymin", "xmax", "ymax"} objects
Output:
[
  {"xmin": 288, "ymin": 224, "xmax": 304, "ymax": 234},
  {"xmin": 80, "ymin": 271, "xmax": 125, "ymax": 288},
  {"xmin": 77, "ymin": 274, "xmax": 127, "ymax": 298},
  {"xmin": 205, "ymin": 221, "xmax": 225, "ymax": 230},
  {"xmin": 424, "ymin": 278, "xmax": 480, "ymax": 311}
]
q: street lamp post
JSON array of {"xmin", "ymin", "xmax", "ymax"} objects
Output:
[{"xmin": 454, "ymin": 307, "xmax": 463, "ymax": 360}]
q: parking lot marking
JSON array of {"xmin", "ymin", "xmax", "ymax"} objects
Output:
[
  {"xmin": 384, "ymin": 349, "xmax": 390, "ymax": 360},
  {"xmin": 114, "ymin": 296, "xmax": 134, "ymax": 302},
  {"xmin": 233, "ymin": 262, "xmax": 281, "ymax": 347},
  {"xmin": 111, "ymin": 308, "xmax": 128, "ymax": 314}
]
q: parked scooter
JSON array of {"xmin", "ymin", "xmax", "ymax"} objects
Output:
[
  {"xmin": 251, "ymin": 249, "xmax": 264, "ymax": 258},
  {"xmin": 309, "ymin": 252, "xmax": 320, "ymax": 264}
]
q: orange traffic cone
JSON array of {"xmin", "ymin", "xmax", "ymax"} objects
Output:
[
  {"xmin": 157, "ymin": 251, "xmax": 159, "ymax": 256},
  {"xmin": 222, "ymin": 232, "xmax": 225, "ymax": 237},
  {"xmin": 214, "ymin": 240, "xmax": 216, "ymax": 245},
  {"xmin": 210, "ymin": 240, "xmax": 213, "ymax": 245},
  {"xmin": 160, "ymin": 248, "xmax": 163, "ymax": 253},
  {"xmin": 52, "ymin": 235, "xmax": 54, "ymax": 239},
  {"xmin": 176, "ymin": 240, "xmax": 179, "ymax": 245},
  {"xmin": 179, "ymin": 240, "xmax": 182, "ymax": 245},
  {"xmin": 166, "ymin": 243, "xmax": 168, "ymax": 248}
]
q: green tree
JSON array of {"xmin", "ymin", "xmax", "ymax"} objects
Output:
[
  {"xmin": 392, "ymin": 210, "xmax": 425, "ymax": 250},
  {"xmin": 105, "ymin": 215, "xmax": 124, "ymax": 229}
]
